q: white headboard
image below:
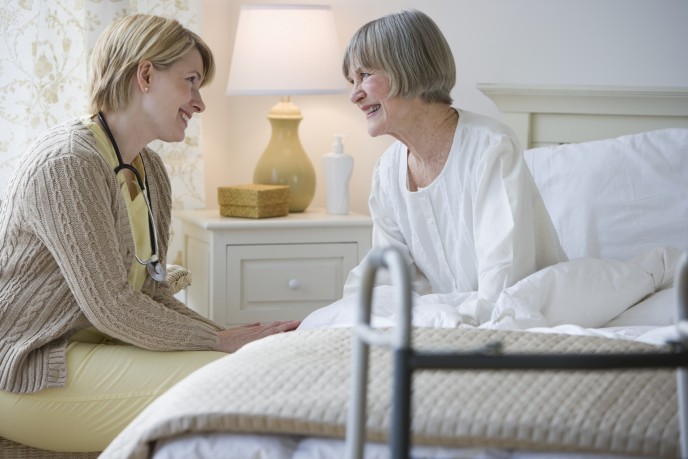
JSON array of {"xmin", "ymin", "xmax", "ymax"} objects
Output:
[{"xmin": 477, "ymin": 84, "xmax": 688, "ymax": 148}]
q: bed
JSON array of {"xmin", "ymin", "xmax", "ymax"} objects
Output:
[{"xmin": 99, "ymin": 85, "xmax": 688, "ymax": 459}]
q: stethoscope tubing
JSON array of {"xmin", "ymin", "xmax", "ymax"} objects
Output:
[
  {"xmin": 97, "ymin": 112, "xmax": 165, "ymax": 282},
  {"xmin": 113, "ymin": 162, "xmax": 160, "ymax": 266}
]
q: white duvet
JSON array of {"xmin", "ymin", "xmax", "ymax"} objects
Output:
[{"xmin": 300, "ymin": 246, "xmax": 681, "ymax": 341}]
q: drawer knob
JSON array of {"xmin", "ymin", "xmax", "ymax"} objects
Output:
[{"xmin": 288, "ymin": 279, "xmax": 301, "ymax": 290}]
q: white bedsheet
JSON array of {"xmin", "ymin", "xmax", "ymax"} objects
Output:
[{"xmin": 153, "ymin": 433, "xmax": 657, "ymax": 459}]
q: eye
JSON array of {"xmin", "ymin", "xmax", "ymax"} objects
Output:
[
  {"xmin": 348, "ymin": 71, "xmax": 371, "ymax": 86},
  {"xmin": 186, "ymin": 73, "xmax": 204, "ymax": 87}
]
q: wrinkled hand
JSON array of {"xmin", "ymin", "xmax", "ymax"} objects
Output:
[{"xmin": 213, "ymin": 320, "xmax": 301, "ymax": 353}]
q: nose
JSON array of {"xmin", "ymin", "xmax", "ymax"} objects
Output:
[
  {"xmin": 349, "ymin": 82, "xmax": 363, "ymax": 104},
  {"xmin": 192, "ymin": 89, "xmax": 205, "ymax": 113}
]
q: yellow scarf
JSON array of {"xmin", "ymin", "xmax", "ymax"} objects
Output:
[{"xmin": 83, "ymin": 116, "xmax": 152, "ymax": 291}]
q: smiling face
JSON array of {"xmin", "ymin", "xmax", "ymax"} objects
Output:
[
  {"xmin": 143, "ymin": 48, "xmax": 206, "ymax": 143},
  {"xmin": 348, "ymin": 65, "xmax": 408, "ymax": 139}
]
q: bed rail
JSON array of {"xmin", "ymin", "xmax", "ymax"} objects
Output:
[{"xmin": 345, "ymin": 247, "xmax": 688, "ymax": 459}]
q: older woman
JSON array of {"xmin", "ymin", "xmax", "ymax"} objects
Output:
[
  {"xmin": 0, "ymin": 14, "xmax": 298, "ymax": 453},
  {"xmin": 301, "ymin": 9, "xmax": 565, "ymax": 330}
]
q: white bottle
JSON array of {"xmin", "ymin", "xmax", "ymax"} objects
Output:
[{"xmin": 323, "ymin": 134, "xmax": 353, "ymax": 215}]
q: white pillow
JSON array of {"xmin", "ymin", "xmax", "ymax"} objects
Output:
[
  {"xmin": 524, "ymin": 128, "xmax": 688, "ymax": 261},
  {"xmin": 492, "ymin": 256, "xmax": 656, "ymax": 329},
  {"xmin": 602, "ymin": 287, "xmax": 676, "ymax": 328}
]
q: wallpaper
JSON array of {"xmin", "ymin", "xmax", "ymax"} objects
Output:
[{"xmin": 0, "ymin": 0, "xmax": 206, "ymax": 263}]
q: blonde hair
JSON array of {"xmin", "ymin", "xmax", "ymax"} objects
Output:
[
  {"xmin": 88, "ymin": 14, "xmax": 215, "ymax": 113},
  {"xmin": 343, "ymin": 9, "xmax": 455, "ymax": 105}
]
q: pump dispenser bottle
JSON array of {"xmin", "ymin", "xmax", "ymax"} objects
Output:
[{"xmin": 323, "ymin": 134, "xmax": 353, "ymax": 215}]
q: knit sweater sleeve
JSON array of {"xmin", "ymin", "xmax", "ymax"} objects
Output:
[
  {"xmin": 139, "ymin": 148, "xmax": 225, "ymax": 332},
  {"xmin": 23, "ymin": 144, "xmax": 219, "ymax": 351}
]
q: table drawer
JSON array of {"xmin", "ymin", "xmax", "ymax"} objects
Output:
[{"xmin": 224, "ymin": 243, "xmax": 358, "ymax": 324}]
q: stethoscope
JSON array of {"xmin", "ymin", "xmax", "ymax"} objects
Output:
[{"xmin": 97, "ymin": 112, "xmax": 166, "ymax": 282}]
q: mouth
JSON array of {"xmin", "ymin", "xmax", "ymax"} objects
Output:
[
  {"xmin": 179, "ymin": 110, "xmax": 190, "ymax": 126},
  {"xmin": 363, "ymin": 104, "xmax": 380, "ymax": 118}
]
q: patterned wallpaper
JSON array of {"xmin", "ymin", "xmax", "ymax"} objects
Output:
[{"xmin": 0, "ymin": 0, "xmax": 206, "ymax": 263}]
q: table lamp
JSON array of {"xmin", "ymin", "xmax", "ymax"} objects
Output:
[{"xmin": 226, "ymin": 4, "xmax": 345, "ymax": 212}]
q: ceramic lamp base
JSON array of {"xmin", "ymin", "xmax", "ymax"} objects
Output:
[{"xmin": 253, "ymin": 98, "xmax": 315, "ymax": 213}]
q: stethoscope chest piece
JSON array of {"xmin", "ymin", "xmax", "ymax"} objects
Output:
[{"xmin": 148, "ymin": 261, "xmax": 166, "ymax": 283}]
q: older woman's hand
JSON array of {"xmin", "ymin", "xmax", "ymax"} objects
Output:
[{"xmin": 213, "ymin": 320, "xmax": 301, "ymax": 353}]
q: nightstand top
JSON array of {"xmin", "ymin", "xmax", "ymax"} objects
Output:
[{"xmin": 175, "ymin": 207, "xmax": 372, "ymax": 230}]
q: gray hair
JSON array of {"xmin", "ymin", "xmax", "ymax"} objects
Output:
[{"xmin": 342, "ymin": 9, "xmax": 455, "ymax": 104}]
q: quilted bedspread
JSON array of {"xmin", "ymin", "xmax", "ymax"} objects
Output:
[{"xmin": 100, "ymin": 327, "xmax": 680, "ymax": 459}]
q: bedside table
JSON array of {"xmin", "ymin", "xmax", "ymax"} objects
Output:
[{"xmin": 175, "ymin": 208, "xmax": 372, "ymax": 326}]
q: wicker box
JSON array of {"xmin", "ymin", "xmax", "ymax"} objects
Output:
[{"xmin": 217, "ymin": 184, "xmax": 290, "ymax": 219}]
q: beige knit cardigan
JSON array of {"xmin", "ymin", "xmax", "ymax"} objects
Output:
[{"xmin": 0, "ymin": 119, "xmax": 221, "ymax": 394}]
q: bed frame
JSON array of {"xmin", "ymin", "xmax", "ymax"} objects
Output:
[
  {"xmin": 476, "ymin": 84, "xmax": 688, "ymax": 148},
  {"xmin": 345, "ymin": 84, "xmax": 688, "ymax": 459}
]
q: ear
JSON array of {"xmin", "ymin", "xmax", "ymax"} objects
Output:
[{"xmin": 136, "ymin": 60, "xmax": 154, "ymax": 93}]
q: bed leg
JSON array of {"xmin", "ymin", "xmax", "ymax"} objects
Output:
[
  {"xmin": 346, "ymin": 333, "xmax": 370, "ymax": 459},
  {"xmin": 391, "ymin": 348, "xmax": 411, "ymax": 459},
  {"xmin": 345, "ymin": 248, "xmax": 413, "ymax": 459},
  {"xmin": 678, "ymin": 370, "xmax": 688, "ymax": 458},
  {"xmin": 676, "ymin": 251, "xmax": 688, "ymax": 458},
  {"xmin": 345, "ymin": 250, "xmax": 387, "ymax": 459}
]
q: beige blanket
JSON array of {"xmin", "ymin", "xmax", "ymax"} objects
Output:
[{"xmin": 100, "ymin": 328, "xmax": 680, "ymax": 459}]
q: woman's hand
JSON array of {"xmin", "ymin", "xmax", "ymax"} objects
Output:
[{"xmin": 213, "ymin": 320, "xmax": 301, "ymax": 353}]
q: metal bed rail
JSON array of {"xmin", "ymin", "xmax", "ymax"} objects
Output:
[{"xmin": 345, "ymin": 247, "xmax": 688, "ymax": 459}]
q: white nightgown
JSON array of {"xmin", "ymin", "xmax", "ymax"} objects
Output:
[{"xmin": 301, "ymin": 110, "xmax": 566, "ymax": 329}]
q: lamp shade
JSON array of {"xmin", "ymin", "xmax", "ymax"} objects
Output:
[{"xmin": 226, "ymin": 4, "xmax": 345, "ymax": 96}]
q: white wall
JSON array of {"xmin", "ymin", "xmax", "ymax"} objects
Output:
[{"xmin": 199, "ymin": 0, "xmax": 688, "ymax": 215}]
